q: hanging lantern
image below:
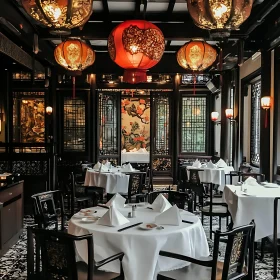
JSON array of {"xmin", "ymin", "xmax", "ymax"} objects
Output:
[
  {"xmin": 187, "ymin": 0, "xmax": 253, "ymax": 37},
  {"xmin": 261, "ymin": 96, "xmax": 272, "ymax": 128},
  {"xmin": 54, "ymin": 39, "xmax": 95, "ymax": 72},
  {"xmin": 21, "ymin": 0, "xmax": 93, "ymax": 35},
  {"xmin": 108, "ymin": 20, "xmax": 165, "ymax": 84},
  {"xmin": 177, "ymin": 40, "xmax": 217, "ymax": 71},
  {"xmin": 211, "ymin": 111, "xmax": 219, "ymax": 121},
  {"xmin": 54, "ymin": 39, "xmax": 95, "ymax": 97}
]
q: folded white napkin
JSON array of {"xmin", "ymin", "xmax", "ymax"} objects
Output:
[
  {"xmin": 106, "ymin": 193, "xmax": 126, "ymax": 208},
  {"xmin": 216, "ymin": 159, "xmax": 227, "ymax": 168},
  {"xmin": 97, "ymin": 206, "xmax": 129, "ymax": 227},
  {"xmin": 244, "ymin": 176, "xmax": 259, "ymax": 186},
  {"xmin": 151, "ymin": 194, "xmax": 172, "ymax": 212},
  {"xmin": 121, "ymin": 149, "xmax": 127, "ymax": 153},
  {"xmin": 130, "ymin": 148, "xmax": 138, "ymax": 152},
  {"xmin": 138, "ymin": 148, "xmax": 148, "ymax": 153},
  {"xmin": 155, "ymin": 205, "xmax": 182, "ymax": 226},
  {"xmin": 121, "ymin": 163, "xmax": 135, "ymax": 172},
  {"xmin": 104, "ymin": 160, "xmax": 111, "ymax": 169},
  {"xmin": 93, "ymin": 162, "xmax": 101, "ymax": 169},
  {"xmin": 192, "ymin": 159, "xmax": 202, "ymax": 168},
  {"xmin": 206, "ymin": 160, "xmax": 217, "ymax": 169},
  {"xmin": 99, "ymin": 164, "xmax": 110, "ymax": 172}
]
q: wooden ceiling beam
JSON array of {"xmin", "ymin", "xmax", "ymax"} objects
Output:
[
  {"xmin": 101, "ymin": 0, "xmax": 110, "ymax": 23},
  {"xmin": 165, "ymin": 0, "xmax": 176, "ymax": 22}
]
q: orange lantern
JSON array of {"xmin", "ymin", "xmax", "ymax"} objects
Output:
[
  {"xmin": 177, "ymin": 40, "xmax": 217, "ymax": 71},
  {"xmin": 108, "ymin": 20, "xmax": 165, "ymax": 84},
  {"xmin": 21, "ymin": 0, "xmax": 93, "ymax": 35},
  {"xmin": 54, "ymin": 39, "xmax": 95, "ymax": 71}
]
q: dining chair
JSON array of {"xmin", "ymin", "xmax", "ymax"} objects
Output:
[
  {"xmin": 147, "ymin": 190, "xmax": 192, "ymax": 211},
  {"xmin": 177, "ymin": 166, "xmax": 188, "ymax": 192},
  {"xmin": 158, "ymin": 220, "xmax": 255, "ymax": 280},
  {"xmin": 126, "ymin": 171, "xmax": 147, "ymax": 203},
  {"xmin": 27, "ymin": 226, "xmax": 125, "ymax": 280},
  {"xmin": 70, "ymin": 172, "xmax": 94, "ymax": 216},
  {"xmin": 31, "ymin": 190, "xmax": 66, "ymax": 231},
  {"xmin": 224, "ymin": 165, "xmax": 252, "ymax": 185},
  {"xmin": 240, "ymin": 172, "xmax": 265, "ymax": 182}
]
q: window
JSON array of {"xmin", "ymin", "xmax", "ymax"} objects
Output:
[
  {"xmin": 250, "ymin": 79, "xmax": 261, "ymax": 166},
  {"xmin": 181, "ymin": 96, "xmax": 207, "ymax": 153},
  {"xmin": 63, "ymin": 97, "xmax": 86, "ymax": 152}
]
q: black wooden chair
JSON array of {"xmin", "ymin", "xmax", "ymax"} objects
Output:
[
  {"xmin": 240, "ymin": 172, "xmax": 265, "ymax": 182},
  {"xmin": 31, "ymin": 190, "xmax": 66, "ymax": 231},
  {"xmin": 27, "ymin": 226, "xmax": 124, "ymax": 280},
  {"xmin": 147, "ymin": 190, "xmax": 192, "ymax": 212},
  {"xmin": 225, "ymin": 165, "xmax": 252, "ymax": 185},
  {"xmin": 158, "ymin": 221, "xmax": 255, "ymax": 280},
  {"xmin": 70, "ymin": 172, "xmax": 94, "ymax": 216}
]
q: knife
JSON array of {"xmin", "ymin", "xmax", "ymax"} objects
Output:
[{"xmin": 118, "ymin": 222, "xmax": 143, "ymax": 232}]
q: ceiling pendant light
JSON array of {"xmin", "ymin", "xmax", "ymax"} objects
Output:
[
  {"xmin": 54, "ymin": 39, "xmax": 95, "ymax": 97},
  {"xmin": 186, "ymin": 0, "xmax": 253, "ymax": 37},
  {"xmin": 108, "ymin": 20, "xmax": 165, "ymax": 84},
  {"xmin": 21, "ymin": 0, "xmax": 93, "ymax": 35}
]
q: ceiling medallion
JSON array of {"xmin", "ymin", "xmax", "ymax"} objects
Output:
[
  {"xmin": 108, "ymin": 20, "xmax": 165, "ymax": 84},
  {"xmin": 187, "ymin": 0, "xmax": 253, "ymax": 37},
  {"xmin": 21, "ymin": 0, "xmax": 93, "ymax": 35}
]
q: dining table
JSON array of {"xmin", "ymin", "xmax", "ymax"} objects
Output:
[
  {"xmin": 68, "ymin": 204, "xmax": 209, "ymax": 280},
  {"xmin": 84, "ymin": 168, "xmax": 131, "ymax": 193},
  {"xmin": 187, "ymin": 165, "xmax": 235, "ymax": 190},
  {"xmin": 223, "ymin": 183, "xmax": 280, "ymax": 240}
]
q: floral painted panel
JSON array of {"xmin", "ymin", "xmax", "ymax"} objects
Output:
[
  {"xmin": 121, "ymin": 97, "xmax": 150, "ymax": 151},
  {"xmin": 20, "ymin": 99, "xmax": 45, "ymax": 143}
]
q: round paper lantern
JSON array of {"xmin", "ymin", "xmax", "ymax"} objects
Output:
[
  {"xmin": 177, "ymin": 41, "xmax": 217, "ymax": 71},
  {"xmin": 54, "ymin": 39, "xmax": 95, "ymax": 71},
  {"xmin": 187, "ymin": 0, "xmax": 253, "ymax": 37},
  {"xmin": 21, "ymin": 0, "xmax": 93, "ymax": 35},
  {"xmin": 108, "ymin": 20, "xmax": 165, "ymax": 84}
]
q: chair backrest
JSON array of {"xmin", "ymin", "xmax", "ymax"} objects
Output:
[
  {"xmin": 239, "ymin": 165, "xmax": 252, "ymax": 173},
  {"xmin": 188, "ymin": 169, "xmax": 201, "ymax": 184},
  {"xmin": 211, "ymin": 221, "xmax": 255, "ymax": 280},
  {"xmin": 31, "ymin": 190, "xmax": 65, "ymax": 230},
  {"xmin": 27, "ymin": 226, "xmax": 94, "ymax": 280},
  {"xmin": 147, "ymin": 190, "xmax": 190, "ymax": 210},
  {"xmin": 126, "ymin": 172, "xmax": 146, "ymax": 199},
  {"xmin": 240, "ymin": 172, "xmax": 265, "ymax": 182}
]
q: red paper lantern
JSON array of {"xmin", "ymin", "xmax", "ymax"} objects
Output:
[{"xmin": 108, "ymin": 20, "xmax": 165, "ymax": 84}]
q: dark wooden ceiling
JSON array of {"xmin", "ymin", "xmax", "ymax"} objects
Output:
[{"xmin": 0, "ymin": 0, "xmax": 280, "ymax": 74}]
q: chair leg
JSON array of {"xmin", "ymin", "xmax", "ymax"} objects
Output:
[
  {"xmin": 201, "ymin": 213, "xmax": 204, "ymax": 225},
  {"xmin": 260, "ymin": 238, "xmax": 265, "ymax": 260},
  {"xmin": 219, "ymin": 216, "xmax": 222, "ymax": 230},
  {"xmin": 273, "ymin": 238, "xmax": 278, "ymax": 279},
  {"xmin": 210, "ymin": 215, "xmax": 213, "ymax": 240}
]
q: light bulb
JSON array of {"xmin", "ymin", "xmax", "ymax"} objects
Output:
[
  {"xmin": 130, "ymin": 45, "xmax": 138, "ymax": 53},
  {"xmin": 212, "ymin": 3, "xmax": 228, "ymax": 19},
  {"xmin": 43, "ymin": 5, "xmax": 62, "ymax": 21}
]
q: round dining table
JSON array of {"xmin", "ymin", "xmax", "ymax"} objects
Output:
[
  {"xmin": 84, "ymin": 169, "xmax": 130, "ymax": 193},
  {"xmin": 68, "ymin": 205, "xmax": 209, "ymax": 280}
]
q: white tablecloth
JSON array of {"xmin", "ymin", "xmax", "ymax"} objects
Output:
[
  {"xmin": 121, "ymin": 152, "xmax": 150, "ymax": 163},
  {"xmin": 84, "ymin": 169, "xmax": 130, "ymax": 194},
  {"xmin": 187, "ymin": 166, "xmax": 234, "ymax": 190},
  {"xmin": 223, "ymin": 184, "xmax": 280, "ymax": 240},
  {"xmin": 68, "ymin": 206, "xmax": 209, "ymax": 280}
]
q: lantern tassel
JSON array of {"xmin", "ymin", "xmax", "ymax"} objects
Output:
[
  {"xmin": 72, "ymin": 76, "xmax": 76, "ymax": 99},
  {"xmin": 193, "ymin": 74, "xmax": 196, "ymax": 95},
  {"xmin": 265, "ymin": 109, "xmax": 268, "ymax": 128}
]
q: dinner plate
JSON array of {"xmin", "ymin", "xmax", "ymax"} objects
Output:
[
  {"xmin": 139, "ymin": 223, "xmax": 157, "ymax": 230},
  {"xmin": 262, "ymin": 183, "xmax": 279, "ymax": 188},
  {"xmin": 80, "ymin": 217, "xmax": 99, "ymax": 223}
]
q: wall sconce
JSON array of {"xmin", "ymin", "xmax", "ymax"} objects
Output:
[
  {"xmin": 261, "ymin": 96, "xmax": 272, "ymax": 128},
  {"xmin": 46, "ymin": 106, "xmax": 53, "ymax": 115},
  {"xmin": 225, "ymin": 108, "xmax": 236, "ymax": 123},
  {"xmin": 211, "ymin": 111, "xmax": 221, "ymax": 125}
]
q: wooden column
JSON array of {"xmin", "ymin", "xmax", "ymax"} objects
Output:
[
  {"xmin": 220, "ymin": 70, "xmax": 231, "ymax": 161},
  {"xmin": 260, "ymin": 49, "xmax": 272, "ymax": 180},
  {"xmin": 172, "ymin": 74, "xmax": 180, "ymax": 184},
  {"xmin": 89, "ymin": 74, "xmax": 97, "ymax": 163}
]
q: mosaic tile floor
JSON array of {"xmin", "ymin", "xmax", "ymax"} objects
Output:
[{"xmin": 0, "ymin": 215, "xmax": 279, "ymax": 279}]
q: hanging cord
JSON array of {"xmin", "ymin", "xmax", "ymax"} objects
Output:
[
  {"xmin": 193, "ymin": 72, "xmax": 196, "ymax": 95},
  {"xmin": 72, "ymin": 76, "xmax": 76, "ymax": 99}
]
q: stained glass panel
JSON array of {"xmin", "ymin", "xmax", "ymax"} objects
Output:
[
  {"xmin": 63, "ymin": 97, "xmax": 86, "ymax": 152},
  {"xmin": 99, "ymin": 93, "xmax": 118, "ymax": 155},
  {"xmin": 181, "ymin": 96, "xmax": 206, "ymax": 153}
]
